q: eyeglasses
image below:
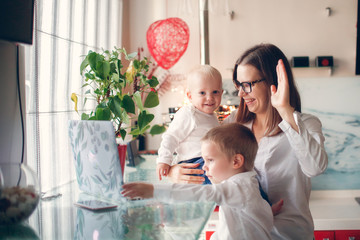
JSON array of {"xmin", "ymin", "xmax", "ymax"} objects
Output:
[{"xmin": 234, "ymin": 78, "xmax": 265, "ymax": 93}]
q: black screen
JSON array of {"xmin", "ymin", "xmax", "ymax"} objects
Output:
[{"xmin": 0, "ymin": 0, "xmax": 35, "ymax": 44}]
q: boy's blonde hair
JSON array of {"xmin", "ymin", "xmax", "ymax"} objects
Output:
[
  {"xmin": 201, "ymin": 123, "xmax": 258, "ymax": 171},
  {"xmin": 187, "ymin": 64, "xmax": 222, "ymax": 89}
]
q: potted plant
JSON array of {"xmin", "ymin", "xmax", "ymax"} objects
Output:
[{"xmin": 71, "ymin": 47, "xmax": 165, "ymax": 151}]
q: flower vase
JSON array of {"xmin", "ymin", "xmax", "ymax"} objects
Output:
[
  {"xmin": 117, "ymin": 144, "xmax": 127, "ymax": 175},
  {"xmin": 0, "ymin": 163, "xmax": 40, "ymax": 225}
]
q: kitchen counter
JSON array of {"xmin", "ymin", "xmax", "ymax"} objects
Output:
[{"xmin": 310, "ymin": 190, "xmax": 360, "ymax": 230}]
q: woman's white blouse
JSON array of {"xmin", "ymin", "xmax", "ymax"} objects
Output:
[{"xmin": 223, "ymin": 110, "xmax": 328, "ymax": 240}]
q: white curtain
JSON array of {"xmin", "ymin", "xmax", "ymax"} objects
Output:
[{"xmin": 25, "ymin": 0, "xmax": 122, "ymax": 193}]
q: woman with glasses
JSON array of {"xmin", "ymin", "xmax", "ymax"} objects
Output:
[
  {"xmin": 167, "ymin": 43, "xmax": 327, "ymax": 239},
  {"xmin": 222, "ymin": 43, "xmax": 328, "ymax": 239}
]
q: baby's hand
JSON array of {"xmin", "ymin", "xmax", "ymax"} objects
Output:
[
  {"xmin": 157, "ymin": 163, "xmax": 171, "ymax": 180},
  {"xmin": 121, "ymin": 182, "xmax": 154, "ymax": 199}
]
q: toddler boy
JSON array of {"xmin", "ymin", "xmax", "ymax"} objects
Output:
[{"xmin": 122, "ymin": 123, "xmax": 273, "ymax": 240}]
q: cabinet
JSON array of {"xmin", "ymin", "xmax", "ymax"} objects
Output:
[
  {"xmin": 314, "ymin": 231, "xmax": 335, "ymax": 240},
  {"xmin": 335, "ymin": 230, "xmax": 360, "ymax": 240},
  {"xmin": 208, "ymin": 230, "xmax": 360, "ymax": 240},
  {"xmin": 314, "ymin": 230, "xmax": 360, "ymax": 240}
]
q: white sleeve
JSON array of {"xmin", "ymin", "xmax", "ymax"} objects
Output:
[
  {"xmin": 153, "ymin": 180, "xmax": 246, "ymax": 207},
  {"xmin": 157, "ymin": 107, "xmax": 195, "ymax": 165},
  {"xmin": 278, "ymin": 111, "xmax": 328, "ymax": 177},
  {"xmin": 154, "ymin": 183, "xmax": 222, "ymax": 204}
]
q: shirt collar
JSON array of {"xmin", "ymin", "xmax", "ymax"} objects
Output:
[{"xmin": 224, "ymin": 170, "xmax": 257, "ymax": 183}]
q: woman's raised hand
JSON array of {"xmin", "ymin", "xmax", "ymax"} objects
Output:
[
  {"xmin": 271, "ymin": 59, "xmax": 299, "ymax": 132},
  {"xmin": 167, "ymin": 163, "xmax": 205, "ymax": 184},
  {"xmin": 271, "ymin": 59, "xmax": 291, "ymax": 113}
]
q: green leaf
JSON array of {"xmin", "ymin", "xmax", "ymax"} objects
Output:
[
  {"xmin": 96, "ymin": 60, "xmax": 111, "ymax": 80},
  {"xmin": 129, "ymin": 128, "xmax": 140, "ymax": 136},
  {"xmin": 85, "ymin": 72, "xmax": 95, "ymax": 79},
  {"xmin": 147, "ymin": 76, "xmax": 159, "ymax": 88},
  {"xmin": 81, "ymin": 113, "xmax": 89, "ymax": 120},
  {"xmin": 94, "ymin": 88, "xmax": 101, "ymax": 95},
  {"xmin": 120, "ymin": 109, "xmax": 130, "ymax": 124},
  {"xmin": 80, "ymin": 56, "xmax": 89, "ymax": 75},
  {"xmin": 144, "ymin": 91, "xmax": 159, "ymax": 108},
  {"xmin": 138, "ymin": 125, "xmax": 150, "ymax": 135},
  {"xmin": 108, "ymin": 96, "xmax": 122, "ymax": 118},
  {"xmin": 119, "ymin": 129, "xmax": 127, "ymax": 140},
  {"xmin": 133, "ymin": 59, "xmax": 140, "ymax": 70},
  {"xmin": 111, "ymin": 49, "xmax": 119, "ymax": 59},
  {"xmin": 133, "ymin": 91, "xmax": 144, "ymax": 111},
  {"xmin": 111, "ymin": 73, "xmax": 119, "ymax": 82},
  {"xmin": 87, "ymin": 51, "xmax": 98, "ymax": 71},
  {"xmin": 140, "ymin": 59, "xmax": 147, "ymax": 68},
  {"xmin": 138, "ymin": 111, "xmax": 154, "ymax": 130},
  {"xmin": 150, "ymin": 124, "xmax": 166, "ymax": 135},
  {"xmin": 110, "ymin": 62, "xmax": 117, "ymax": 74},
  {"xmin": 117, "ymin": 59, "xmax": 123, "ymax": 75},
  {"xmin": 95, "ymin": 104, "xmax": 111, "ymax": 120},
  {"xmin": 121, "ymin": 95, "xmax": 135, "ymax": 114},
  {"xmin": 102, "ymin": 87, "xmax": 109, "ymax": 95},
  {"xmin": 118, "ymin": 48, "xmax": 127, "ymax": 57}
]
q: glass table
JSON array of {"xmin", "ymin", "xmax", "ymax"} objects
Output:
[{"xmin": 0, "ymin": 155, "xmax": 215, "ymax": 239}]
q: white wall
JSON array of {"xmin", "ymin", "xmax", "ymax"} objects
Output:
[
  {"xmin": 122, "ymin": 0, "xmax": 359, "ymax": 150},
  {"xmin": 210, "ymin": 0, "xmax": 357, "ymax": 79}
]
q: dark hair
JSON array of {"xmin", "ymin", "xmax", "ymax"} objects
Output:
[
  {"xmin": 202, "ymin": 123, "xmax": 258, "ymax": 171},
  {"xmin": 232, "ymin": 43, "xmax": 301, "ymax": 136}
]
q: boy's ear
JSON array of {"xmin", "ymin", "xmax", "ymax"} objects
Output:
[{"xmin": 233, "ymin": 154, "xmax": 244, "ymax": 169}]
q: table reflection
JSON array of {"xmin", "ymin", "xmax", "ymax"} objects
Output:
[
  {"xmin": 74, "ymin": 199, "xmax": 214, "ymax": 240},
  {"xmin": 22, "ymin": 155, "xmax": 215, "ymax": 239}
]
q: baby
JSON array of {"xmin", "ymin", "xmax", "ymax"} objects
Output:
[
  {"xmin": 122, "ymin": 123, "xmax": 274, "ymax": 240},
  {"xmin": 156, "ymin": 65, "xmax": 223, "ymax": 183}
]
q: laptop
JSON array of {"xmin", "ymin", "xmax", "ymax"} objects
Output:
[{"xmin": 68, "ymin": 120, "xmax": 124, "ymax": 202}]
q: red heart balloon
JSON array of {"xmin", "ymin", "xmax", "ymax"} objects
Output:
[{"xmin": 147, "ymin": 18, "xmax": 190, "ymax": 70}]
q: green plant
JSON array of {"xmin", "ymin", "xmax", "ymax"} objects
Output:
[{"xmin": 71, "ymin": 47, "xmax": 166, "ymax": 140}]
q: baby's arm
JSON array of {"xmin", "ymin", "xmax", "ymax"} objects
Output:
[
  {"xmin": 157, "ymin": 163, "xmax": 171, "ymax": 180},
  {"xmin": 122, "ymin": 182, "xmax": 154, "ymax": 199},
  {"xmin": 157, "ymin": 106, "xmax": 195, "ymax": 170}
]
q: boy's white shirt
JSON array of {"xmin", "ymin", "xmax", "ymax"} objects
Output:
[
  {"xmin": 223, "ymin": 110, "xmax": 328, "ymax": 240},
  {"xmin": 157, "ymin": 104, "xmax": 219, "ymax": 165},
  {"xmin": 153, "ymin": 170, "xmax": 273, "ymax": 240}
]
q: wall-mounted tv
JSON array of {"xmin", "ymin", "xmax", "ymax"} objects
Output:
[{"xmin": 0, "ymin": 0, "xmax": 35, "ymax": 45}]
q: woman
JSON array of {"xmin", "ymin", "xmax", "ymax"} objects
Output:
[{"xmin": 169, "ymin": 43, "xmax": 328, "ymax": 239}]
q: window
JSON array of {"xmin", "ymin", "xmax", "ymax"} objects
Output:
[{"xmin": 25, "ymin": 0, "xmax": 122, "ymax": 193}]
